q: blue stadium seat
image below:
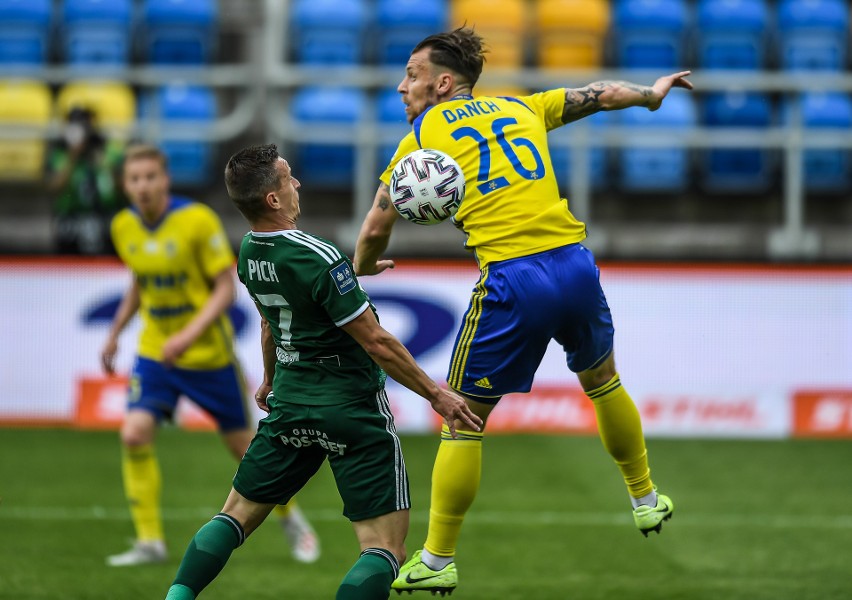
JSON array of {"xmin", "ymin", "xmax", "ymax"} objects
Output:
[
  {"xmin": 141, "ymin": 84, "xmax": 217, "ymax": 186},
  {"xmin": 701, "ymin": 92, "xmax": 773, "ymax": 192},
  {"xmin": 782, "ymin": 93, "xmax": 852, "ymax": 192},
  {"xmin": 0, "ymin": 0, "xmax": 52, "ymax": 66},
  {"xmin": 289, "ymin": 0, "xmax": 368, "ymax": 65},
  {"xmin": 374, "ymin": 0, "xmax": 446, "ymax": 65},
  {"xmin": 61, "ymin": 0, "xmax": 133, "ymax": 66},
  {"xmin": 549, "ymin": 110, "xmax": 610, "ymax": 193},
  {"xmin": 290, "ymin": 87, "xmax": 368, "ymax": 187},
  {"xmin": 777, "ymin": 0, "xmax": 849, "ymax": 71},
  {"xmin": 141, "ymin": 0, "xmax": 218, "ymax": 65},
  {"xmin": 377, "ymin": 88, "xmax": 409, "ymax": 168},
  {"xmin": 619, "ymin": 91, "xmax": 696, "ymax": 192},
  {"xmin": 696, "ymin": 0, "xmax": 769, "ymax": 71},
  {"xmin": 612, "ymin": 0, "xmax": 690, "ymax": 69}
]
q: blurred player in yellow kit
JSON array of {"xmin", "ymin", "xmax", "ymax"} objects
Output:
[
  {"xmin": 101, "ymin": 144, "xmax": 320, "ymax": 566},
  {"xmin": 354, "ymin": 28, "xmax": 691, "ymax": 595}
]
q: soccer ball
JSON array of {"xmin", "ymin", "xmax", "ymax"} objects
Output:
[{"xmin": 389, "ymin": 148, "xmax": 466, "ymax": 225}]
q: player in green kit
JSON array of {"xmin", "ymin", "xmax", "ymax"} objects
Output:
[
  {"xmin": 163, "ymin": 144, "xmax": 481, "ymax": 600},
  {"xmin": 103, "ymin": 144, "xmax": 319, "ymax": 567},
  {"xmin": 353, "ymin": 28, "xmax": 693, "ymax": 595}
]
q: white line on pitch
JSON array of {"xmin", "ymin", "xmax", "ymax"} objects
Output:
[{"xmin": 1, "ymin": 506, "xmax": 852, "ymax": 529}]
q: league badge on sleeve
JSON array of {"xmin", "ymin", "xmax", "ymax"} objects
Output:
[{"xmin": 330, "ymin": 262, "xmax": 356, "ymax": 295}]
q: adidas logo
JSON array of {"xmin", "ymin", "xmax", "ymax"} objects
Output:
[{"xmin": 474, "ymin": 377, "xmax": 492, "ymax": 389}]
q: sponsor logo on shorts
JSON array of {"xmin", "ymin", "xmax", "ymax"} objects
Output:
[{"xmin": 279, "ymin": 428, "xmax": 347, "ymax": 455}]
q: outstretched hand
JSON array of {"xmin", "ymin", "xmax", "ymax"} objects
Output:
[
  {"xmin": 648, "ymin": 70, "xmax": 694, "ymax": 111},
  {"xmin": 430, "ymin": 388, "xmax": 483, "ymax": 438},
  {"xmin": 355, "ymin": 259, "xmax": 395, "ymax": 277}
]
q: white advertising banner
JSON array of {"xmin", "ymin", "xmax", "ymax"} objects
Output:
[{"xmin": 1, "ymin": 258, "xmax": 850, "ymax": 438}]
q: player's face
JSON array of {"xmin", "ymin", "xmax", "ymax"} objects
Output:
[
  {"xmin": 123, "ymin": 157, "xmax": 169, "ymax": 220},
  {"xmin": 398, "ymin": 48, "xmax": 439, "ymax": 124},
  {"xmin": 275, "ymin": 158, "xmax": 301, "ymax": 220}
]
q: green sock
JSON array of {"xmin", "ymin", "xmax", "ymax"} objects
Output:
[
  {"xmin": 167, "ymin": 514, "xmax": 245, "ymax": 599},
  {"xmin": 336, "ymin": 548, "xmax": 399, "ymax": 600}
]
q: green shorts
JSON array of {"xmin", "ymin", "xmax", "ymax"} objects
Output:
[{"xmin": 233, "ymin": 388, "xmax": 410, "ymax": 521}]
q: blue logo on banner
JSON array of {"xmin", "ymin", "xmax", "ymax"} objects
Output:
[{"xmin": 83, "ymin": 292, "xmax": 456, "ymax": 360}]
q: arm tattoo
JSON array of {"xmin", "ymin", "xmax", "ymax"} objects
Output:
[
  {"xmin": 377, "ymin": 183, "xmax": 391, "ymax": 211},
  {"xmin": 563, "ymin": 80, "xmax": 652, "ymax": 124}
]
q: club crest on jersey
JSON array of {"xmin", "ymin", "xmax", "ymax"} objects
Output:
[{"xmin": 330, "ymin": 263, "xmax": 356, "ymax": 295}]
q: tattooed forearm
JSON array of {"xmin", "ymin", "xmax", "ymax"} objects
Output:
[
  {"xmin": 563, "ymin": 80, "xmax": 654, "ymax": 124},
  {"xmin": 377, "ymin": 182, "xmax": 391, "ymax": 211}
]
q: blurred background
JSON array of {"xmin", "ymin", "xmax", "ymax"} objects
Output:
[
  {"xmin": 1, "ymin": 2, "xmax": 851, "ymax": 599},
  {"xmin": 0, "ymin": 0, "xmax": 851, "ymax": 260}
]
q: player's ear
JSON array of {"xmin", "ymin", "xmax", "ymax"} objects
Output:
[
  {"xmin": 437, "ymin": 72, "xmax": 454, "ymax": 96},
  {"xmin": 265, "ymin": 190, "xmax": 280, "ymax": 209}
]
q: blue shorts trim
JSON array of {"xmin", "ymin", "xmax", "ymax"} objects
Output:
[
  {"xmin": 128, "ymin": 357, "xmax": 250, "ymax": 432},
  {"xmin": 446, "ymin": 244, "xmax": 614, "ymax": 398}
]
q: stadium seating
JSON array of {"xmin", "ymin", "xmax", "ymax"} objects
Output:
[
  {"xmin": 701, "ymin": 91, "xmax": 773, "ymax": 192},
  {"xmin": 612, "ymin": 0, "xmax": 690, "ymax": 69},
  {"xmin": 290, "ymin": 87, "xmax": 368, "ymax": 187},
  {"xmin": 377, "ymin": 87, "xmax": 409, "ymax": 168},
  {"xmin": 780, "ymin": 92, "xmax": 852, "ymax": 192},
  {"xmin": 289, "ymin": 0, "xmax": 368, "ymax": 65},
  {"xmin": 696, "ymin": 0, "xmax": 769, "ymax": 70},
  {"xmin": 141, "ymin": 84, "xmax": 217, "ymax": 186},
  {"xmin": 0, "ymin": 0, "xmax": 52, "ymax": 67},
  {"xmin": 61, "ymin": 0, "xmax": 133, "ymax": 66},
  {"xmin": 141, "ymin": 0, "xmax": 218, "ymax": 65},
  {"xmin": 0, "ymin": 80, "xmax": 51, "ymax": 181},
  {"xmin": 374, "ymin": 0, "xmax": 446, "ymax": 66},
  {"xmin": 450, "ymin": 0, "xmax": 528, "ymax": 67},
  {"xmin": 548, "ymin": 110, "xmax": 611, "ymax": 193},
  {"xmin": 55, "ymin": 81, "xmax": 136, "ymax": 137},
  {"xmin": 534, "ymin": 0, "xmax": 611, "ymax": 69},
  {"xmin": 777, "ymin": 0, "xmax": 849, "ymax": 71},
  {"xmin": 618, "ymin": 90, "xmax": 696, "ymax": 192}
]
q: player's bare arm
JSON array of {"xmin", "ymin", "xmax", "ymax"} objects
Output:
[
  {"xmin": 100, "ymin": 279, "xmax": 141, "ymax": 375},
  {"xmin": 562, "ymin": 71, "xmax": 694, "ymax": 123},
  {"xmin": 254, "ymin": 312, "xmax": 275, "ymax": 413},
  {"xmin": 353, "ymin": 182, "xmax": 398, "ymax": 276},
  {"xmin": 341, "ymin": 308, "xmax": 482, "ymax": 437}
]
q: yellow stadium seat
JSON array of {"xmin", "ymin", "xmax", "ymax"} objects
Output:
[
  {"xmin": 451, "ymin": 0, "xmax": 528, "ymax": 67},
  {"xmin": 0, "ymin": 80, "xmax": 52, "ymax": 182},
  {"xmin": 535, "ymin": 0, "xmax": 611, "ymax": 69},
  {"xmin": 55, "ymin": 80, "xmax": 136, "ymax": 137}
]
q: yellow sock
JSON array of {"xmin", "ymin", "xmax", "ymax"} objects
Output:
[
  {"xmin": 424, "ymin": 425, "xmax": 483, "ymax": 558},
  {"xmin": 587, "ymin": 374, "xmax": 654, "ymax": 499},
  {"xmin": 122, "ymin": 443, "xmax": 164, "ymax": 542},
  {"xmin": 273, "ymin": 501, "xmax": 295, "ymax": 520}
]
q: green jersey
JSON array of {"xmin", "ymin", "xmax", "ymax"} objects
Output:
[{"xmin": 237, "ymin": 229, "xmax": 385, "ymax": 406}]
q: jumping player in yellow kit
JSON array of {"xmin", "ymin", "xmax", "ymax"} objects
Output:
[{"xmin": 353, "ymin": 27, "xmax": 693, "ymax": 595}]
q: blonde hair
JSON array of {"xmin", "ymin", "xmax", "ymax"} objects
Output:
[{"xmin": 123, "ymin": 144, "xmax": 168, "ymax": 170}]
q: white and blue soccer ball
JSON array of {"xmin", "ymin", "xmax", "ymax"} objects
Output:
[{"xmin": 389, "ymin": 148, "xmax": 466, "ymax": 225}]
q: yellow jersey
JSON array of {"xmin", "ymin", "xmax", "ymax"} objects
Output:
[
  {"xmin": 380, "ymin": 89, "xmax": 587, "ymax": 267},
  {"xmin": 111, "ymin": 196, "xmax": 236, "ymax": 369}
]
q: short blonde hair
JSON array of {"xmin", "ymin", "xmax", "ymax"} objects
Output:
[{"xmin": 123, "ymin": 144, "xmax": 168, "ymax": 170}]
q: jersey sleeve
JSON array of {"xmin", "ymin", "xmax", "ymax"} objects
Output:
[
  {"xmin": 192, "ymin": 205, "xmax": 236, "ymax": 280},
  {"xmin": 310, "ymin": 254, "xmax": 371, "ymax": 327},
  {"xmin": 518, "ymin": 89, "xmax": 567, "ymax": 132},
  {"xmin": 379, "ymin": 131, "xmax": 421, "ymax": 185}
]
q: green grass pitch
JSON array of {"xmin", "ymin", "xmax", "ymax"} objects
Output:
[{"xmin": 1, "ymin": 428, "xmax": 851, "ymax": 599}]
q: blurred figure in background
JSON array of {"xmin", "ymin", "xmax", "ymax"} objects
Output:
[
  {"xmin": 101, "ymin": 144, "xmax": 320, "ymax": 567},
  {"xmin": 45, "ymin": 107, "xmax": 126, "ymax": 255}
]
